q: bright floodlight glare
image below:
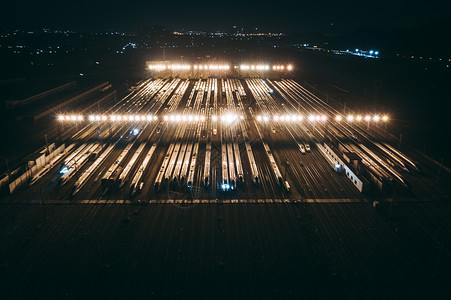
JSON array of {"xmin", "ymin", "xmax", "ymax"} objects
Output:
[
  {"xmin": 287, "ymin": 65, "xmax": 293, "ymax": 71},
  {"xmin": 194, "ymin": 115, "xmax": 199, "ymax": 121},
  {"xmin": 182, "ymin": 115, "xmax": 187, "ymax": 121},
  {"xmin": 146, "ymin": 115, "xmax": 152, "ymax": 121},
  {"xmin": 263, "ymin": 115, "xmax": 269, "ymax": 122},
  {"xmin": 321, "ymin": 115, "xmax": 327, "ymax": 121},
  {"xmin": 153, "ymin": 116, "xmax": 158, "ymax": 120},
  {"xmin": 123, "ymin": 115, "xmax": 128, "ymax": 121},
  {"xmin": 308, "ymin": 115, "xmax": 314, "ymax": 121},
  {"xmin": 364, "ymin": 115, "xmax": 371, "ymax": 121},
  {"xmin": 274, "ymin": 115, "xmax": 279, "ymax": 121},
  {"xmin": 373, "ymin": 115, "xmax": 380, "ymax": 122},
  {"xmin": 335, "ymin": 115, "xmax": 342, "ymax": 121},
  {"xmin": 212, "ymin": 115, "xmax": 217, "ymax": 122},
  {"xmin": 89, "ymin": 115, "xmax": 94, "ymax": 121},
  {"xmin": 257, "ymin": 115, "xmax": 262, "ymax": 121},
  {"xmin": 129, "ymin": 115, "xmax": 134, "ymax": 121},
  {"xmin": 102, "ymin": 116, "xmax": 107, "ymax": 121},
  {"xmin": 95, "ymin": 115, "xmax": 101, "ymax": 121},
  {"xmin": 382, "ymin": 115, "xmax": 388, "ymax": 121},
  {"xmin": 58, "ymin": 115, "xmax": 64, "ymax": 121},
  {"xmin": 347, "ymin": 115, "xmax": 354, "ymax": 121},
  {"xmin": 170, "ymin": 115, "xmax": 175, "ymax": 121},
  {"xmin": 356, "ymin": 115, "xmax": 362, "ymax": 121},
  {"xmin": 297, "ymin": 115, "xmax": 303, "ymax": 121},
  {"xmin": 164, "ymin": 115, "xmax": 169, "ymax": 121},
  {"xmin": 117, "ymin": 115, "xmax": 122, "ymax": 121},
  {"xmin": 141, "ymin": 115, "xmax": 146, "ymax": 121},
  {"xmin": 77, "ymin": 115, "xmax": 83, "ymax": 121},
  {"xmin": 200, "ymin": 116, "xmax": 205, "ymax": 121},
  {"xmin": 111, "ymin": 115, "xmax": 117, "ymax": 121},
  {"xmin": 315, "ymin": 115, "xmax": 321, "ymax": 121}
]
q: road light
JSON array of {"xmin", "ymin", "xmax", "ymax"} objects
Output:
[
  {"xmin": 335, "ymin": 115, "xmax": 342, "ymax": 121},
  {"xmin": 364, "ymin": 115, "xmax": 371, "ymax": 121},
  {"xmin": 164, "ymin": 115, "xmax": 169, "ymax": 121},
  {"xmin": 356, "ymin": 115, "xmax": 362, "ymax": 121},
  {"xmin": 321, "ymin": 115, "xmax": 327, "ymax": 121},
  {"xmin": 373, "ymin": 115, "xmax": 380, "ymax": 122},
  {"xmin": 308, "ymin": 115, "xmax": 315, "ymax": 122},
  {"xmin": 347, "ymin": 115, "xmax": 354, "ymax": 121},
  {"xmin": 382, "ymin": 115, "xmax": 388, "ymax": 121},
  {"xmin": 58, "ymin": 115, "xmax": 65, "ymax": 121}
]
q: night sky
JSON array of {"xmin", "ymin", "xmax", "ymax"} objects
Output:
[{"xmin": 2, "ymin": 0, "xmax": 450, "ymax": 33}]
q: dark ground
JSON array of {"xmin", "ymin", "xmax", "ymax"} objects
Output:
[{"xmin": 0, "ymin": 202, "xmax": 450, "ymax": 299}]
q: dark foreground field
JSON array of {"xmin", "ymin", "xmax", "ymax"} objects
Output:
[{"xmin": 1, "ymin": 202, "xmax": 450, "ymax": 299}]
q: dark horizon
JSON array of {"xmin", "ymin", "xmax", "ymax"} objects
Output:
[{"xmin": 2, "ymin": 0, "xmax": 451, "ymax": 34}]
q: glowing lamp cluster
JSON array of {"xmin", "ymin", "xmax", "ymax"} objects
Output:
[
  {"xmin": 163, "ymin": 114, "xmax": 206, "ymax": 122},
  {"xmin": 334, "ymin": 114, "xmax": 388, "ymax": 122},
  {"xmin": 73, "ymin": 115, "xmax": 160, "ymax": 122},
  {"xmin": 58, "ymin": 115, "xmax": 84, "ymax": 121},
  {"xmin": 272, "ymin": 65, "xmax": 293, "ymax": 71},
  {"xmin": 193, "ymin": 65, "xmax": 230, "ymax": 70}
]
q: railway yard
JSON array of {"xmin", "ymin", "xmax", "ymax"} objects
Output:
[
  {"xmin": 1, "ymin": 70, "xmax": 451, "ymax": 298},
  {"xmin": 4, "ymin": 75, "xmax": 449, "ymax": 204}
]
